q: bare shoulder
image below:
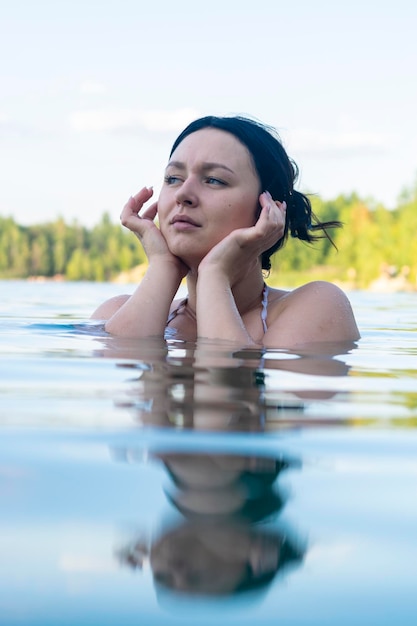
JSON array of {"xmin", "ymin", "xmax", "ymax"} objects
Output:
[
  {"xmin": 91, "ymin": 293, "xmax": 183, "ymax": 324},
  {"xmin": 265, "ymin": 281, "xmax": 360, "ymax": 348},
  {"xmin": 90, "ymin": 294, "xmax": 131, "ymax": 320},
  {"xmin": 290, "ymin": 280, "xmax": 354, "ymax": 306}
]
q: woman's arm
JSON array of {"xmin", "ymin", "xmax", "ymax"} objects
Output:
[
  {"xmin": 195, "ymin": 191, "xmax": 359, "ymax": 349},
  {"xmin": 196, "ymin": 271, "xmax": 255, "ymax": 345},
  {"xmin": 99, "ymin": 261, "xmax": 184, "ymax": 337},
  {"xmin": 91, "ymin": 188, "xmax": 188, "ymax": 337},
  {"xmin": 196, "ymin": 192, "xmax": 286, "ymax": 346}
]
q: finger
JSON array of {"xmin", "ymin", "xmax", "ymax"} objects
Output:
[
  {"xmin": 140, "ymin": 202, "xmax": 158, "ymax": 220},
  {"xmin": 132, "ymin": 186, "xmax": 154, "ymax": 204},
  {"xmin": 265, "ymin": 200, "xmax": 286, "ymax": 238},
  {"xmin": 273, "ymin": 199, "xmax": 287, "ymax": 223},
  {"xmin": 122, "ymin": 187, "xmax": 154, "ymax": 216},
  {"xmin": 244, "ymin": 195, "xmax": 285, "ymax": 250},
  {"xmin": 120, "ymin": 200, "xmax": 140, "ymax": 228},
  {"xmin": 259, "ymin": 191, "xmax": 285, "ymax": 216},
  {"xmin": 257, "ymin": 193, "xmax": 284, "ymax": 227},
  {"xmin": 120, "ymin": 187, "xmax": 154, "ymax": 223}
]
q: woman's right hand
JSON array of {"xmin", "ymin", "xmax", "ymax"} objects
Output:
[{"xmin": 121, "ymin": 187, "xmax": 188, "ymax": 276}]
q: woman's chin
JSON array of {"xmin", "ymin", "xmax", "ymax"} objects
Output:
[{"xmin": 167, "ymin": 243, "xmax": 206, "ymax": 269}]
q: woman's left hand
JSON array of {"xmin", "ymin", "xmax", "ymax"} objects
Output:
[{"xmin": 198, "ymin": 191, "xmax": 286, "ymax": 284}]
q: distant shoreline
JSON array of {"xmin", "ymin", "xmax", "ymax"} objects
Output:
[{"xmin": 9, "ymin": 266, "xmax": 415, "ymax": 294}]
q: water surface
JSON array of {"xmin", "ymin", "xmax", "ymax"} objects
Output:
[{"xmin": 1, "ymin": 281, "xmax": 416, "ymax": 625}]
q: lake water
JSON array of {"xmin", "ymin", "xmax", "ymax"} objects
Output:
[{"xmin": 1, "ymin": 280, "xmax": 417, "ymax": 625}]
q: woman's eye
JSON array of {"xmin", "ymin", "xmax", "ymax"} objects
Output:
[
  {"xmin": 205, "ymin": 177, "xmax": 225, "ymax": 186},
  {"xmin": 164, "ymin": 175, "xmax": 182, "ymax": 185}
]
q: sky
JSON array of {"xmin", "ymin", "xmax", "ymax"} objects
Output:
[{"xmin": 1, "ymin": 0, "xmax": 417, "ymax": 226}]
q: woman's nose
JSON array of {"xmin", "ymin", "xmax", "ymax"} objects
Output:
[{"xmin": 174, "ymin": 178, "xmax": 198, "ymax": 207}]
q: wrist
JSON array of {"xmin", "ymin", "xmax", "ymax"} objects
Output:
[
  {"xmin": 198, "ymin": 261, "xmax": 228, "ymax": 280},
  {"xmin": 197, "ymin": 265, "xmax": 232, "ymax": 292},
  {"xmin": 148, "ymin": 257, "xmax": 185, "ymax": 278},
  {"xmin": 197, "ymin": 267, "xmax": 232, "ymax": 299}
]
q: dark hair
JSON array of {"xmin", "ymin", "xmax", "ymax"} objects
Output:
[{"xmin": 170, "ymin": 115, "xmax": 341, "ymax": 271}]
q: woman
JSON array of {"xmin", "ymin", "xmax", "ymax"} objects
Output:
[{"xmin": 91, "ymin": 115, "xmax": 360, "ymax": 348}]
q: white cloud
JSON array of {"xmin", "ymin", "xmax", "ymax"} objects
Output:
[
  {"xmin": 69, "ymin": 107, "xmax": 201, "ymax": 133},
  {"xmin": 0, "ymin": 114, "xmax": 41, "ymax": 138},
  {"xmin": 287, "ymin": 128, "xmax": 392, "ymax": 157},
  {"xmin": 79, "ymin": 80, "xmax": 107, "ymax": 95}
]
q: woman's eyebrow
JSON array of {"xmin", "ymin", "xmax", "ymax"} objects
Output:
[
  {"xmin": 166, "ymin": 160, "xmax": 235, "ymax": 174},
  {"xmin": 166, "ymin": 160, "xmax": 186, "ymax": 170},
  {"xmin": 202, "ymin": 162, "xmax": 235, "ymax": 174}
]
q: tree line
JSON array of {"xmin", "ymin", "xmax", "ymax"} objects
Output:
[
  {"xmin": 1, "ymin": 184, "xmax": 416, "ymax": 289},
  {"xmin": 0, "ymin": 212, "xmax": 146, "ymax": 282}
]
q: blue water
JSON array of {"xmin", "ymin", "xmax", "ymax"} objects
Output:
[{"xmin": 1, "ymin": 281, "xmax": 417, "ymax": 625}]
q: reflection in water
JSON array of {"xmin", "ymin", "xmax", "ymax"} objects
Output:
[
  {"xmin": 91, "ymin": 336, "xmax": 352, "ymax": 599},
  {"xmin": 114, "ymin": 448, "xmax": 305, "ymax": 598},
  {"xmin": 93, "ymin": 335, "xmax": 354, "ymax": 432},
  {"xmin": 134, "ymin": 520, "xmax": 301, "ymax": 597}
]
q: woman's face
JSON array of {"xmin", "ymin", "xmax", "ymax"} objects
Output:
[{"xmin": 157, "ymin": 128, "xmax": 261, "ymax": 265}]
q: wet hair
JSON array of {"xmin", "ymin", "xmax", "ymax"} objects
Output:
[{"xmin": 170, "ymin": 115, "xmax": 341, "ymax": 271}]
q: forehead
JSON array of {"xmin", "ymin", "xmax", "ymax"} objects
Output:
[{"xmin": 170, "ymin": 128, "xmax": 256, "ymax": 173}]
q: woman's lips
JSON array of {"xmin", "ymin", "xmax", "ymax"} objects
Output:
[{"xmin": 170, "ymin": 215, "xmax": 201, "ymax": 230}]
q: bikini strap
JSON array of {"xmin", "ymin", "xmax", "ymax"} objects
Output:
[
  {"xmin": 167, "ymin": 286, "xmax": 268, "ymax": 333},
  {"xmin": 166, "ymin": 298, "xmax": 188, "ymax": 326},
  {"xmin": 261, "ymin": 283, "xmax": 269, "ymax": 333}
]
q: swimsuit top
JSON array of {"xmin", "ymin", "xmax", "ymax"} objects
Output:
[{"xmin": 164, "ymin": 284, "xmax": 269, "ymax": 340}]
